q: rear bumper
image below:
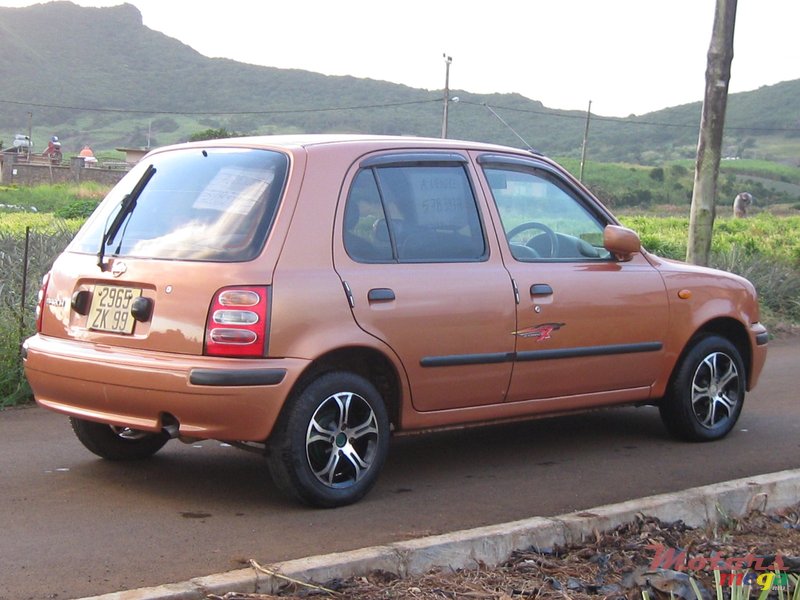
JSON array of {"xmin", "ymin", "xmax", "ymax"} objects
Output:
[{"xmin": 22, "ymin": 334, "xmax": 309, "ymax": 441}]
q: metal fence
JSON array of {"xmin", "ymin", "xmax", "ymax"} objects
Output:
[{"xmin": 0, "ymin": 225, "xmax": 75, "ymax": 404}]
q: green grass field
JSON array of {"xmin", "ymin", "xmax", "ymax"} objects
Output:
[{"xmin": 620, "ymin": 213, "xmax": 800, "ymax": 265}]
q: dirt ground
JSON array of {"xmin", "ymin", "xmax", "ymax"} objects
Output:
[{"xmin": 210, "ymin": 503, "xmax": 800, "ymax": 600}]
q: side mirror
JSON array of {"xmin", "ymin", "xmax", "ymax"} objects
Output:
[{"xmin": 603, "ymin": 225, "xmax": 641, "ymax": 262}]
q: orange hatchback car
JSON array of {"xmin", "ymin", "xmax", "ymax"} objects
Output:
[{"xmin": 23, "ymin": 135, "xmax": 768, "ymax": 507}]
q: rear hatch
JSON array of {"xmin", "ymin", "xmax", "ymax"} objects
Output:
[{"xmin": 39, "ymin": 145, "xmax": 289, "ymax": 356}]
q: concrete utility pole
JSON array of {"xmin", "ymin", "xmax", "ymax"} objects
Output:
[
  {"xmin": 441, "ymin": 54, "xmax": 452, "ymax": 139},
  {"xmin": 687, "ymin": 0, "xmax": 738, "ymax": 266}
]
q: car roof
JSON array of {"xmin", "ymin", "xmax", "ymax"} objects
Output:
[{"xmin": 151, "ymin": 133, "xmax": 541, "ymax": 158}]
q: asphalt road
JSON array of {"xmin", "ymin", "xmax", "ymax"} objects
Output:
[{"xmin": 2, "ymin": 338, "xmax": 798, "ymax": 600}]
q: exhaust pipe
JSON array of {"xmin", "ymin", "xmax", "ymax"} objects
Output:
[{"xmin": 161, "ymin": 414, "xmax": 180, "ymax": 439}]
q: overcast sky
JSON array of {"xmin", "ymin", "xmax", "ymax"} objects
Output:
[{"xmin": 2, "ymin": 0, "xmax": 798, "ymax": 117}]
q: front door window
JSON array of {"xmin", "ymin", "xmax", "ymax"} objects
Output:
[{"xmin": 483, "ymin": 166, "xmax": 610, "ymax": 262}]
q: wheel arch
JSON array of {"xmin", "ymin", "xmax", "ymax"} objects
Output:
[
  {"xmin": 668, "ymin": 317, "xmax": 752, "ymax": 393},
  {"xmin": 285, "ymin": 346, "xmax": 403, "ymax": 429}
]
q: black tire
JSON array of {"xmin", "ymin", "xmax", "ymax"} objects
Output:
[
  {"xmin": 659, "ymin": 335, "xmax": 746, "ymax": 442},
  {"xmin": 70, "ymin": 417, "xmax": 170, "ymax": 460},
  {"xmin": 267, "ymin": 371, "xmax": 390, "ymax": 508}
]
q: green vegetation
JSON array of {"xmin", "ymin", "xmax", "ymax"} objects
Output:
[
  {"xmin": 0, "ymin": 184, "xmax": 102, "ymax": 406},
  {"xmin": 717, "ymin": 159, "xmax": 800, "ymax": 184},
  {"xmin": 0, "ymin": 224, "xmax": 77, "ymax": 406},
  {"xmin": 560, "ymin": 159, "xmax": 693, "ymax": 207},
  {"xmin": 188, "ymin": 128, "xmax": 244, "ymax": 142},
  {"xmin": 620, "ymin": 213, "xmax": 800, "ymax": 265},
  {"xmin": 0, "ymin": 182, "xmax": 106, "ymax": 215},
  {"xmin": 557, "ymin": 159, "xmax": 800, "ymax": 210},
  {"xmin": 620, "ymin": 214, "xmax": 800, "ymax": 327}
]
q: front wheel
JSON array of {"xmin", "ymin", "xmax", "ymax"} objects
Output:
[
  {"xmin": 70, "ymin": 417, "xmax": 170, "ymax": 460},
  {"xmin": 267, "ymin": 372, "xmax": 390, "ymax": 507},
  {"xmin": 659, "ymin": 335, "xmax": 746, "ymax": 442}
]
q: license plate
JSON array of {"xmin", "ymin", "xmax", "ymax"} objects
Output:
[{"xmin": 88, "ymin": 285, "xmax": 142, "ymax": 334}]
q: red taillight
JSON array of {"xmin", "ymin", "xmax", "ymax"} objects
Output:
[
  {"xmin": 204, "ymin": 286, "xmax": 269, "ymax": 357},
  {"xmin": 35, "ymin": 272, "xmax": 51, "ymax": 333}
]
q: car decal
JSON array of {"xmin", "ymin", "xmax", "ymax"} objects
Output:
[{"xmin": 513, "ymin": 322, "xmax": 565, "ymax": 341}]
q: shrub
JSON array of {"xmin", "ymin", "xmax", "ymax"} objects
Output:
[
  {"xmin": 0, "ymin": 310, "xmax": 29, "ymax": 407},
  {"xmin": 55, "ymin": 199, "xmax": 99, "ymax": 220},
  {"xmin": 670, "ymin": 164, "xmax": 689, "ymax": 178}
]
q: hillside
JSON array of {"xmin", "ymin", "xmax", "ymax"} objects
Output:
[{"xmin": 1, "ymin": 2, "xmax": 798, "ymax": 164}]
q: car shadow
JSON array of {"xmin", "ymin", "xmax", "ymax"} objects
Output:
[{"xmin": 65, "ymin": 406, "xmax": 669, "ymax": 510}]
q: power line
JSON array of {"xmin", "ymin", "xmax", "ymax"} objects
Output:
[
  {"xmin": 0, "ymin": 98, "xmax": 439, "ymax": 115},
  {"xmin": 2, "ymin": 96, "xmax": 798, "ymax": 133},
  {"xmin": 462, "ymin": 100, "xmax": 800, "ymax": 133}
]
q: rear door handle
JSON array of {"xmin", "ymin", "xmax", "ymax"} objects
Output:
[
  {"xmin": 530, "ymin": 283, "xmax": 553, "ymax": 296},
  {"xmin": 368, "ymin": 288, "xmax": 396, "ymax": 302}
]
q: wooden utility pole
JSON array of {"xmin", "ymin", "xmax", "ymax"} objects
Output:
[
  {"xmin": 687, "ymin": 0, "xmax": 738, "ymax": 266},
  {"xmin": 579, "ymin": 100, "xmax": 592, "ymax": 182}
]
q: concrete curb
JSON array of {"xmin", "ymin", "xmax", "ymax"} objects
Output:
[{"xmin": 80, "ymin": 468, "xmax": 800, "ymax": 600}]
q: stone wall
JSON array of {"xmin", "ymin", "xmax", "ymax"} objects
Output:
[{"xmin": 0, "ymin": 154, "xmax": 128, "ymax": 187}]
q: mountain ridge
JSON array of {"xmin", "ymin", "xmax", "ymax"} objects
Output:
[{"xmin": 1, "ymin": 1, "xmax": 798, "ymax": 164}]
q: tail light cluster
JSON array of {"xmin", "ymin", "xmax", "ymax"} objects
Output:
[
  {"xmin": 204, "ymin": 286, "xmax": 269, "ymax": 358},
  {"xmin": 35, "ymin": 272, "xmax": 52, "ymax": 333}
]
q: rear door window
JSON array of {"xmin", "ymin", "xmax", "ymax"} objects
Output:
[
  {"xmin": 70, "ymin": 148, "xmax": 288, "ymax": 262},
  {"xmin": 343, "ymin": 157, "xmax": 486, "ymax": 262}
]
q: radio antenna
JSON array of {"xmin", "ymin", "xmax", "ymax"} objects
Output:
[{"xmin": 483, "ymin": 103, "xmax": 535, "ymax": 152}]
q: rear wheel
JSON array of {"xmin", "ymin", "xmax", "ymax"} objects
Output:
[
  {"xmin": 267, "ymin": 371, "xmax": 390, "ymax": 507},
  {"xmin": 659, "ymin": 335, "xmax": 746, "ymax": 441},
  {"xmin": 70, "ymin": 417, "xmax": 170, "ymax": 460}
]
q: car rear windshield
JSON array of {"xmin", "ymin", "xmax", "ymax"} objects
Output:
[{"xmin": 69, "ymin": 147, "xmax": 288, "ymax": 262}]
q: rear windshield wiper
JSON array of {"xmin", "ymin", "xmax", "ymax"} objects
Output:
[{"xmin": 97, "ymin": 164, "xmax": 156, "ymax": 270}]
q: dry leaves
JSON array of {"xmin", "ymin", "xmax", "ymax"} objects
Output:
[{"xmin": 212, "ymin": 503, "xmax": 800, "ymax": 600}]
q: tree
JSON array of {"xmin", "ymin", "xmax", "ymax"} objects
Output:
[
  {"xmin": 188, "ymin": 128, "xmax": 241, "ymax": 142},
  {"xmin": 670, "ymin": 164, "xmax": 689, "ymax": 178},
  {"xmin": 649, "ymin": 167, "xmax": 665, "ymax": 183},
  {"xmin": 686, "ymin": 0, "xmax": 738, "ymax": 266}
]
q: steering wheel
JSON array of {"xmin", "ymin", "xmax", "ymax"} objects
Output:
[{"xmin": 506, "ymin": 221, "xmax": 559, "ymax": 258}]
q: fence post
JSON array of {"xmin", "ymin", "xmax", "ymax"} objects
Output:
[
  {"xmin": 19, "ymin": 226, "xmax": 31, "ymax": 347},
  {"xmin": 71, "ymin": 156, "xmax": 85, "ymax": 183}
]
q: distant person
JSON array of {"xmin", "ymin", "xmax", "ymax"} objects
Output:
[
  {"xmin": 42, "ymin": 135, "xmax": 63, "ymax": 163},
  {"xmin": 733, "ymin": 192, "xmax": 753, "ymax": 218},
  {"xmin": 43, "ymin": 136, "xmax": 61, "ymax": 157}
]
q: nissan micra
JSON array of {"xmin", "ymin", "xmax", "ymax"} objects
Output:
[{"xmin": 23, "ymin": 135, "xmax": 768, "ymax": 507}]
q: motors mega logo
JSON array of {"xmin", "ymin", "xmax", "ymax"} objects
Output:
[{"xmin": 649, "ymin": 545, "xmax": 795, "ymax": 589}]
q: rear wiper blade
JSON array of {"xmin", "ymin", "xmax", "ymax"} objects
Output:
[{"xmin": 97, "ymin": 164, "xmax": 156, "ymax": 270}]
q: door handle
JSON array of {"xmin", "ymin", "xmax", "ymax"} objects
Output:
[
  {"xmin": 368, "ymin": 288, "xmax": 396, "ymax": 302},
  {"xmin": 530, "ymin": 283, "xmax": 553, "ymax": 296}
]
